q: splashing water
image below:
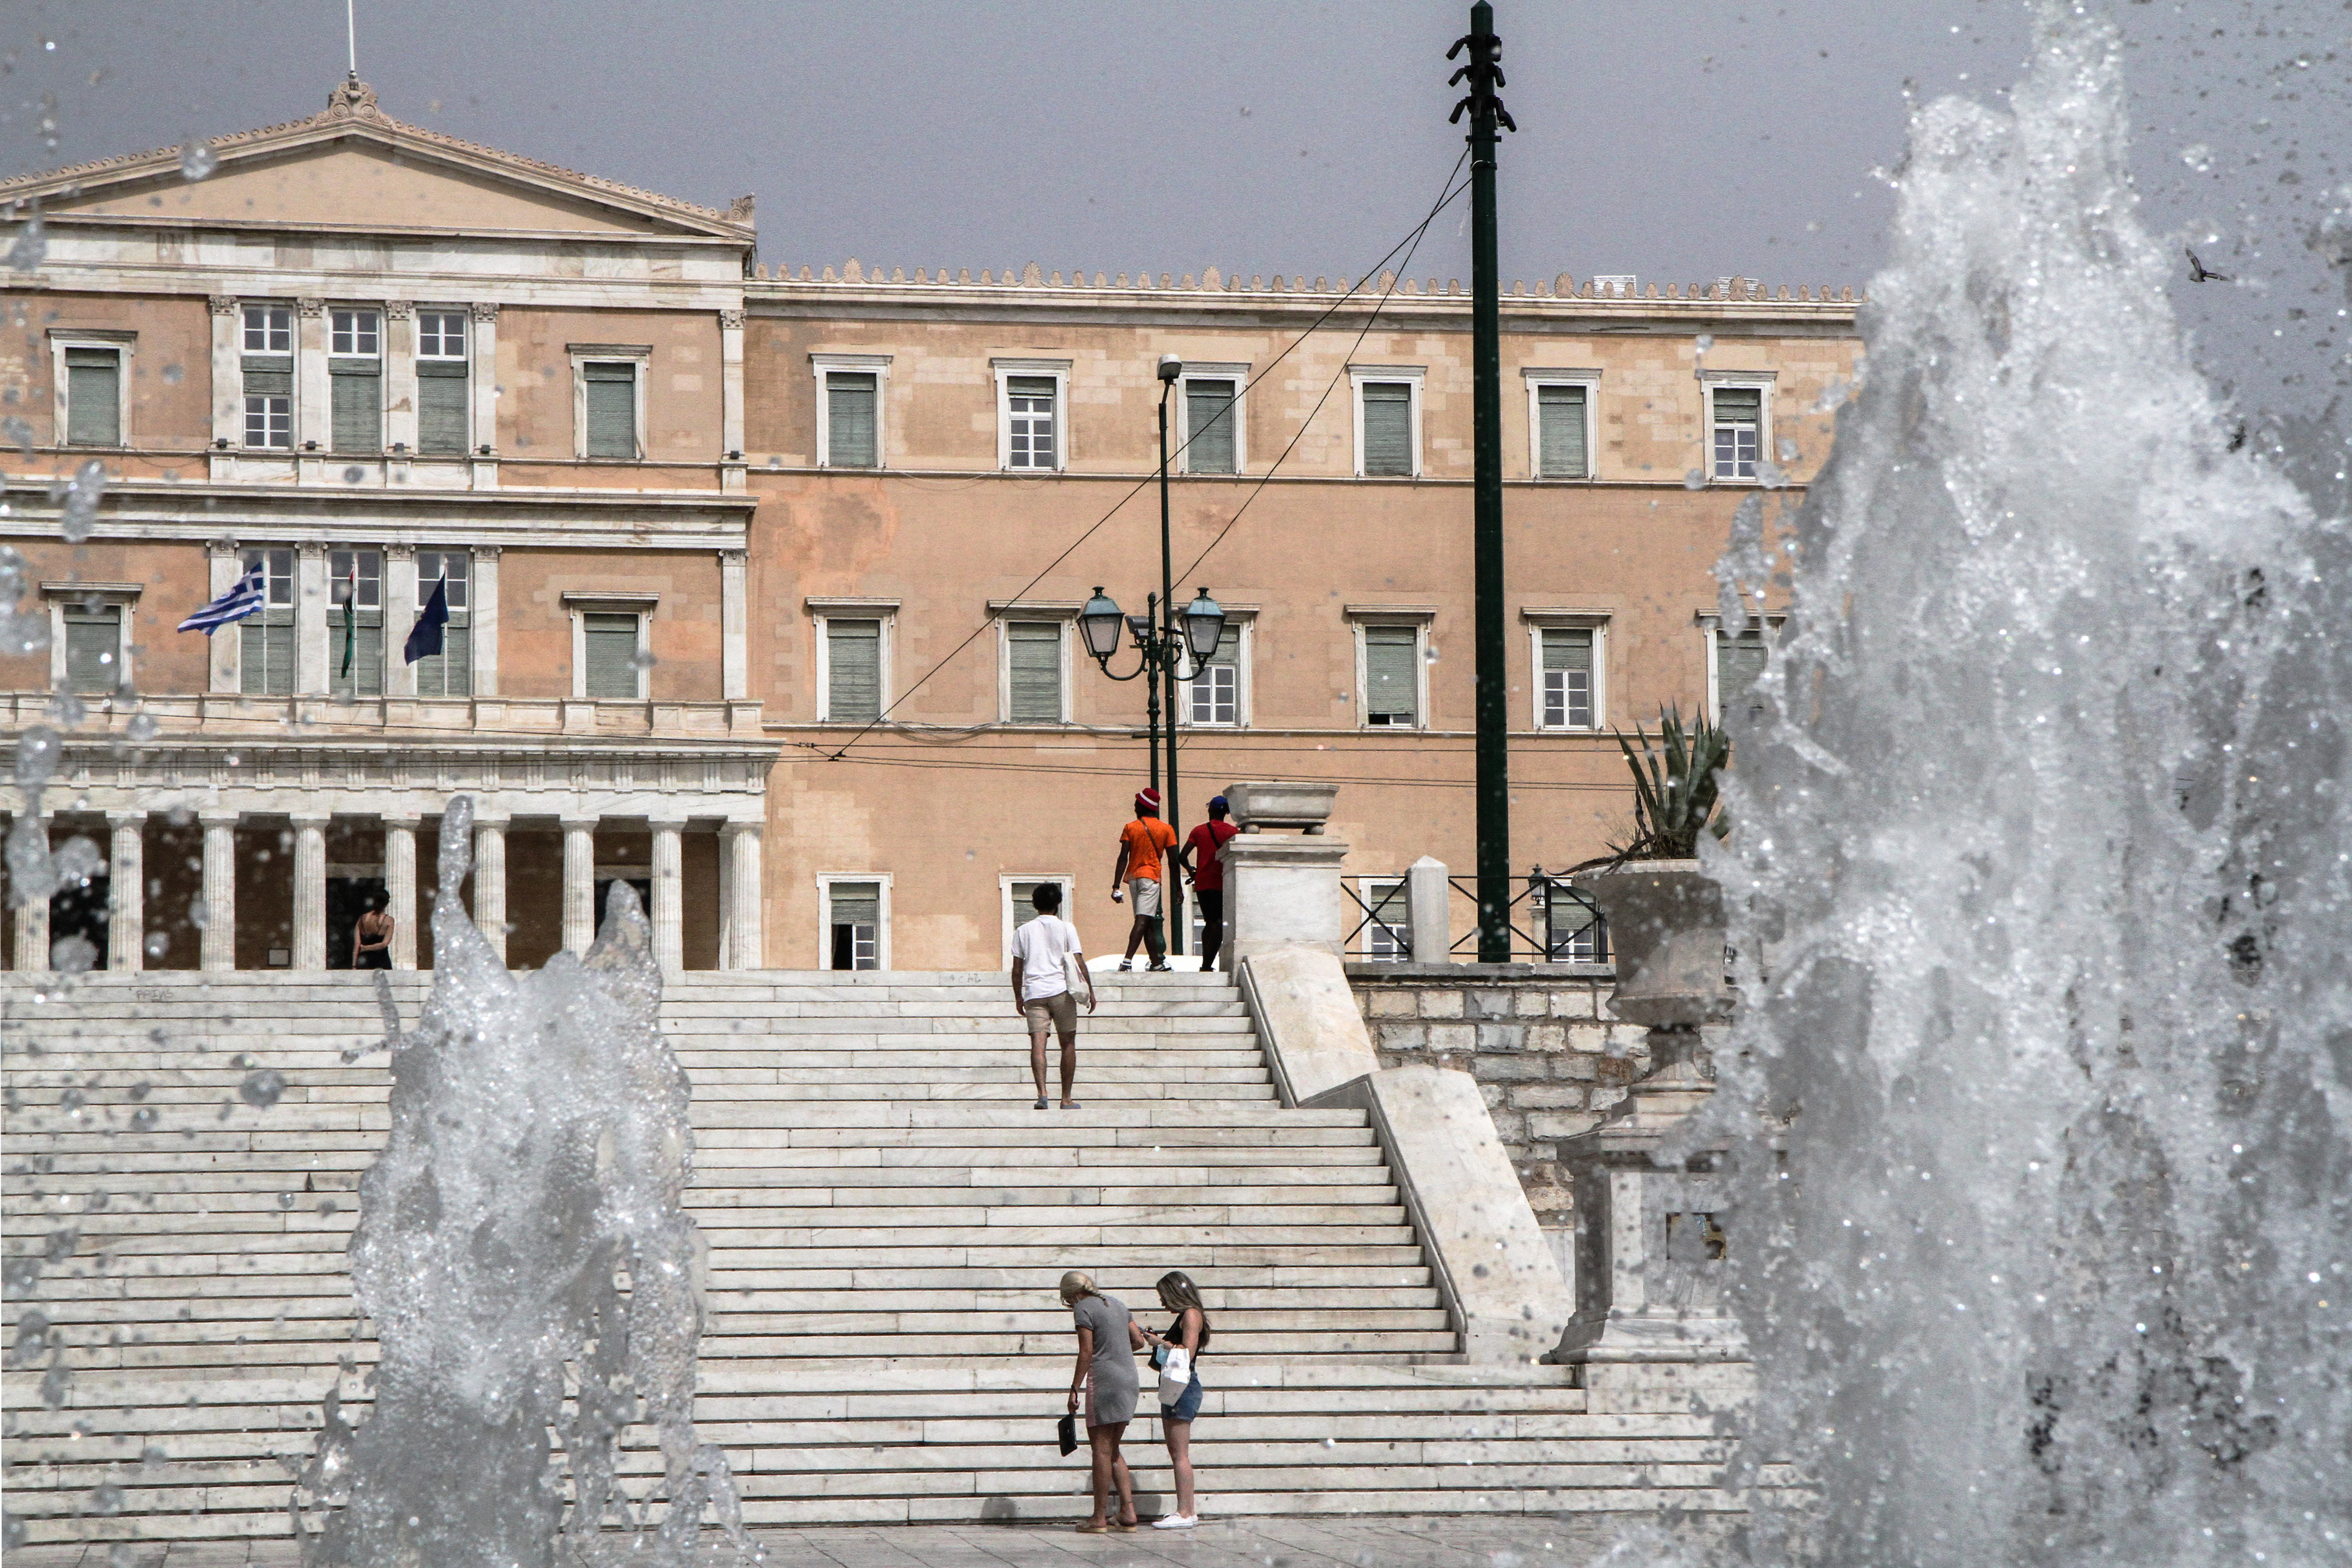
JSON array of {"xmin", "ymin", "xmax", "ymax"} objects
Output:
[
  {"xmin": 297, "ymin": 794, "xmax": 755, "ymax": 1568},
  {"xmin": 1707, "ymin": 9, "xmax": 2349, "ymax": 1566}
]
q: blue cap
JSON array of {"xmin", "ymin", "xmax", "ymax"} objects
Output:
[{"xmin": 1208, "ymin": 795, "xmax": 1229, "ymax": 812}]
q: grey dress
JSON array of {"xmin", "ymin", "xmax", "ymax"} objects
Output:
[{"xmin": 1072, "ymin": 1292, "xmax": 1139, "ymax": 1427}]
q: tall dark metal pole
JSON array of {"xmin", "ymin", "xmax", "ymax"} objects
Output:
[
  {"xmin": 1144, "ymin": 590, "xmax": 1161, "ymax": 810},
  {"xmin": 1157, "ymin": 376, "xmax": 1184, "ymax": 956},
  {"xmin": 1453, "ymin": 2, "xmax": 1514, "ymax": 961}
]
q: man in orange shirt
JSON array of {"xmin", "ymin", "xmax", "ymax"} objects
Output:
[{"xmin": 1111, "ymin": 787, "xmax": 1180, "ymax": 972}]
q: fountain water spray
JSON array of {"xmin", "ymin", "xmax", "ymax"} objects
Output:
[
  {"xmin": 296, "ymin": 794, "xmax": 755, "ymax": 1568},
  {"xmin": 1705, "ymin": 6, "xmax": 2349, "ymax": 1565}
]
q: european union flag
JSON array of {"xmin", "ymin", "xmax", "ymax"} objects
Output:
[{"xmin": 404, "ymin": 575, "xmax": 450, "ymax": 665}]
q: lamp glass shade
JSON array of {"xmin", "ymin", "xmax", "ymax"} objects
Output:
[
  {"xmin": 1182, "ymin": 589, "xmax": 1227, "ymax": 661},
  {"xmin": 1079, "ymin": 589, "xmax": 1125, "ymax": 660}
]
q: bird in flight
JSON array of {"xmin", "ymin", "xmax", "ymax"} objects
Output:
[{"xmin": 2185, "ymin": 249, "xmax": 2231, "ymax": 283}]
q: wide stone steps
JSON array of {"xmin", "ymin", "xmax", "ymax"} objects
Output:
[{"xmin": 2, "ymin": 971, "xmax": 1742, "ymax": 1540}]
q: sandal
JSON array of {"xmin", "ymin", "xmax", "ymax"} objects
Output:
[{"xmin": 1074, "ymin": 1523, "xmax": 1114, "ymax": 1534}]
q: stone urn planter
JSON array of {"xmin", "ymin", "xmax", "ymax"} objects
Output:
[
  {"xmin": 1576, "ymin": 858, "xmax": 1732, "ymax": 1123},
  {"xmin": 1222, "ymin": 780, "xmax": 1339, "ymax": 834}
]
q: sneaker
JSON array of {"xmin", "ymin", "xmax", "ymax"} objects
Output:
[
  {"xmin": 1152, "ymin": 1515, "xmax": 1197, "ymax": 1529},
  {"xmin": 1116, "ymin": 960, "xmax": 1134, "ymax": 972},
  {"xmin": 1146, "ymin": 962, "xmax": 1172, "ymax": 972},
  {"xmin": 1033, "ymin": 1098, "xmax": 1048, "ymax": 1110}
]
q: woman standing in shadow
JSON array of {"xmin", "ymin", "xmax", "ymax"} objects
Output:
[
  {"xmin": 1142, "ymin": 1271, "xmax": 1211, "ymax": 1528},
  {"xmin": 1061, "ymin": 1271, "xmax": 1145, "ymax": 1532}
]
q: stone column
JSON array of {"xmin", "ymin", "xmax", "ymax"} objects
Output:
[
  {"xmin": 467, "ymin": 302, "xmax": 499, "ymax": 455},
  {"xmin": 383, "ymin": 300, "xmax": 418, "ymax": 453},
  {"xmin": 199, "ymin": 812, "xmax": 238, "ymax": 972},
  {"xmin": 650, "ymin": 820, "xmax": 684, "ymax": 973},
  {"xmin": 1406, "ymin": 855, "xmax": 1453, "ymax": 965},
  {"xmin": 720, "ymin": 548, "xmax": 748, "ymax": 700},
  {"xmin": 383, "ymin": 815, "xmax": 419, "ymax": 969},
  {"xmin": 107, "ymin": 813, "xmax": 145, "ymax": 972},
  {"xmin": 720, "ymin": 821, "xmax": 763, "ymax": 969},
  {"xmin": 718, "ymin": 308, "xmax": 747, "ymax": 461},
  {"xmin": 384, "ymin": 545, "xmax": 419, "ymax": 698},
  {"xmin": 472, "ymin": 814, "xmax": 509, "ymax": 964},
  {"xmin": 561, "ymin": 817, "xmax": 597, "ymax": 955},
  {"xmin": 11, "ymin": 808, "xmax": 51, "ymax": 970},
  {"xmin": 471, "ymin": 545, "xmax": 501, "ymax": 697},
  {"xmin": 208, "ymin": 296, "xmax": 242, "ymax": 450},
  {"xmin": 295, "ymin": 297, "xmax": 328, "ymax": 458},
  {"xmin": 294, "ymin": 542, "xmax": 330, "ymax": 695},
  {"xmin": 208, "ymin": 541, "xmax": 242, "ymax": 695},
  {"xmin": 291, "ymin": 815, "xmax": 329, "ymax": 971}
]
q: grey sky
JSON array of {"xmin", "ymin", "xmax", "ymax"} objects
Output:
[{"xmin": 8, "ymin": 2, "xmax": 2344, "ymax": 417}]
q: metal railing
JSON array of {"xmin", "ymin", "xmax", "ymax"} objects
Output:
[{"xmin": 1339, "ymin": 869, "xmax": 1608, "ymax": 965}]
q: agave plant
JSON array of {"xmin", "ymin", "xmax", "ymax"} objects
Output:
[{"xmin": 1611, "ymin": 705, "xmax": 1731, "ymax": 860}]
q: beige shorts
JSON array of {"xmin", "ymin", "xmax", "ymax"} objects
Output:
[
  {"xmin": 1022, "ymin": 992, "xmax": 1078, "ymax": 1034},
  {"xmin": 1127, "ymin": 877, "xmax": 1163, "ymax": 916}
]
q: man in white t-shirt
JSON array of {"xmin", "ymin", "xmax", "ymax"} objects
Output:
[{"xmin": 1010, "ymin": 882, "xmax": 1098, "ymax": 1109}]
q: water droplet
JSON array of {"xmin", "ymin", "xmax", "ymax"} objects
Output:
[
  {"xmin": 58, "ymin": 1087, "xmax": 85, "ymax": 1114},
  {"xmin": 1695, "ymin": 334, "xmax": 1714, "ymax": 353},
  {"xmin": 180, "ymin": 140, "xmax": 216, "ymax": 181},
  {"xmin": 630, "ymin": 648, "xmax": 658, "ymax": 671},
  {"xmin": 89, "ymin": 1475, "xmax": 124, "ymax": 1514},
  {"xmin": 160, "ymin": 363, "xmax": 184, "ymax": 385},
  {"xmin": 125, "ymin": 712, "xmax": 159, "ymax": 743},
  {"xmin": 129, "ymin": 1106, "xmax": 158, "ymax": 1131},
  {"xmin": 341, "ymin": 465, "xmax": 366, "ymax": 484},
  {"xmin": 40, "ymin": 1357, "xmax": 73, "ymax": 1407},
  {"xmin": 2179, "ymin": 143, "xmax": 2213, "ymax": 173},
  {"xmin": 239, "ymin": 1068, "xmax": 287, "ymax": 1110},
  {"xmin": 1684, "ymin": 469, "xmax": 1707, "ymax": 490},
  {"xmin": 12, "ymin": 1309, "xmax": 51, "ymax": 1362}
]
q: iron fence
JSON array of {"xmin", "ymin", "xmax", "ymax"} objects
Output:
[{"xmin": 1339, "ymin": 869, "xmax": 1608, "ymax": 964}]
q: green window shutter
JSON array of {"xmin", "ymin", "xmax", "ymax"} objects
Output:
[
  {"xmin": 585, "ymin": 362, "xmax": 637, "ymax": 458},
  {"xmin": 1361, "ymin": 382, "xmax": 1413, "ymax": 475},
  {"xmin": 1186, "ymin": 380, "xmax": 1237, "ymax": 473},
  {"xmin": 830, "ymin": 882, "xmax": 881, "ymax": 924},
  {"xmin": 1542, "ymin": 627, "xmax": 1592, "ymax": 673},
  {"xmin": 1537, "ymin": 383, "xmax": 1587, "ymax": 477},
  {"xmin": 416, "ymin": 361, "xmax": 469, "ymax": 454},
  {"xmin": 416, "ymin": 616, "xmax": 472, "ymax": 698},
  {"xmin": 330, "ymin": 364, "xmax": 382, "ymax": 451},
  {"xmin": 583, "ymin": 612, "xmax": 640, "ymax": 698},
  {"xmin": 826, "ymin": 619, "xmax": 882, "ymax": 721},
  {"xmin": 333, "ymin": 615, "xmax": 384, "ymax": 698},
  {"xmin": 241, "ymin": 357, "xmax": 293, "ymax": 396},
  {"xmin": 1712, "ymin": 387, "xmax": 1762, "ymax": 425},
  {"xmin": 64, "ymin": 606, "xmax": 119, "ymax": 694},
  {"xmin": 826, "ymin": 373, "xmax": 879, "ymax": 466},
  {"xmin": 1363, "ymin": 625, "xmax": 1418, "ymax": 724},
  {"xmin": 1717, "ymin": 631, "xmax": 1769, "ymax": 719},
  {"xmin": 1007, "ymin": 621, "xmax": 1063, "ymax": 723},
  {"xmin": 65, "ymin": 348, "xmax": 121, "ymax": 445},
  {"xmin": 241, "ymin": 614, "xmax": 294, "ymax": 697}
]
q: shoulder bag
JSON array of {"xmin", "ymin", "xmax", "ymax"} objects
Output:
[
  {"xmin": 1157, "ymin": 1344, "xmax": 1192, "ymax": 1405},
  {"xmin": 1059, "ymin": 921, "xmax": 1090, "ymax": 995}
]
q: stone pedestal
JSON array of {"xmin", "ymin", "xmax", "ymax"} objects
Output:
[
  {"xmin": 1405, "ymin": 855, "xmax": 1452, "ymax": 965},
  {"xmin": 1551, "ymin": 861, "xmax": 1748, "ymax": 1409},
  {"xmin": 1221, "ymin": 833, "xmax": 1349, "ymax": 972}
]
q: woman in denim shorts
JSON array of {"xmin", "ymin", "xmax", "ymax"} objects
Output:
[{"xmin": 1142, "ymin": 1270, "xmax": 1211, "ymax": 1527}]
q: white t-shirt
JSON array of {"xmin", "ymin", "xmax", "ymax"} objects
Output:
[{"xmin": 1011, "ymin": 914, "xmax": 1083, "ymax": 1001}]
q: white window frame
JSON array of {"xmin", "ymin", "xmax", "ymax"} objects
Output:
[
  {"xmin": 993, "ymin": 357, "xmax": 1072, "ymax": 472},
  {"xmin": 806, "ymin": 596, "xmax": 900, "ymax": 723},
  {"xmin": 240, "ymin": 303, "xmax": 297, "ymax": 450},
  {"xmin": 990, "ymin": 601, "xmax": 1079, "ymax": 726},
  {"xmin": 327, "ymin": 306, "xmax": 385, "ymax": 454},
  {"xmin": 1701, "ymin": 371, "xmax": 1776, "ymax": 485},
  {"xmin": 562, "ymin": 591, "xmax": 660, "ymax": 700},
  {"xmin": 812, "ymin": 353, "xmax": 892, "ymax": 469},
  {"xmin": 329, "ymin": 306, "xmax": 382, "ymax": 359},
  {"xmin": 1348, "ymin": 364, "xmax": 1425, "ymax": 479},
  {"xmin": 1359, "ymin": 875, "xmax": 1410, "ymax": 960},
  {"xmin": 816, "ymin": 873, "xmax": 893, "ymax": 972},
  {"xmin": 41, "ymin": 581, "xmax": 140, "ymax": 694},
  {"xmin": 242, "ymin": 302, "xmax": 294, "ymax": 355},
  {"xmin": 1177, "ymin": 362, "xmax": 1250, "ymax": 475},
  {"xmin": 415, "ymin": 309, "xmax": 469, "ymax": 360},
  {"xmin": 1521, "ymin": 367, "xmax": 1599, "ymax": 481},
  {"xmin": 1698, "ymin": 610, "xmax": 1786, "ymax": 723},
  {"xmin": 569, "ymin": 343, "xmax": 652, "ymax": 461},
  {"xmin": 48, "ymin": 330, "xmax": 136, "ymax": 449},
  {"xmin": 1346, "ymin": 605, "xmax": 1436, "ymax": 731},
  {"xmin": 1000, "ymin": 873, "xmax": 1079, "ymax": 969},
  {"xmin": 1176, "ymin": 605, "xmax": 1254, "ymax": 729},
  {"xmin": 1521, "ymin": 609, "xmax": 1610, "ymax": 732}
]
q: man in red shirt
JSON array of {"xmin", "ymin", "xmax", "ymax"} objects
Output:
[
  {"xmin": 1112, "ymin": 787, "xmax": 1179, "ymax": 972},
  {"xmin": 1176, "ymin": 795, "xmax": 1239, "ymax": 972}
]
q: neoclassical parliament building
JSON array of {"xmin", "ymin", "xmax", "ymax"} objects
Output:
[{"xmin": 0, "ymin": 79, "xmax": 1860, "ymax": 974}]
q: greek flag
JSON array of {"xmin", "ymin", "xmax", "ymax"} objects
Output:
[{"xmin": 177, "ymin": 563, "xmax": 266, "ymax": 634}]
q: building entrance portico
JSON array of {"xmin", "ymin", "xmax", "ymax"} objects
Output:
[{"xmin": 3, "ymin": 731, "xmax": 777, "ymax": 974}]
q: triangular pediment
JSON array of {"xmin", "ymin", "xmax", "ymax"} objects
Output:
[{"xmin": 6, "ymin": 79, "xmax": 752, "ymax": 243}]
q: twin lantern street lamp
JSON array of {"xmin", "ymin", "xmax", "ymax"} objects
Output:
[{"xmin": 1076, "ymin": 355, "xmax": 1227, "ymax": 957}]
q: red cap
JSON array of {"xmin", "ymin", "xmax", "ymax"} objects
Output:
[{"xmin": 1134, "ymin": 787, "xmax": 1162, "ymax": 813}]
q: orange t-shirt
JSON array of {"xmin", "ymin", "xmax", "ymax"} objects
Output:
[{"xmin": 1120, "ymin": 817, "xmax": 1179, "ymax": 882}]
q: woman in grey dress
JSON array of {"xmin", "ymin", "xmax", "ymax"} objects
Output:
[{"xmin": 1060, "ymin": 1270, "xmax": 1146, "ymax": 1532}]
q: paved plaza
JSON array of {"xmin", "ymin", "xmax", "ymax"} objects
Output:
[{"xmin": 9, "ymin": 1515, "xmax": 1740, "ymax": 1568}]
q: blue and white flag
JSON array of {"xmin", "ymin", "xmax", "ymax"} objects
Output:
[{"xmin": 177, "ymin": 563, "xmax": 266, "ymax": 634}]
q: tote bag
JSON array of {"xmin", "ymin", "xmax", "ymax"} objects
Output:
[{"xmin": 1157, "ymin": 1345, "xmax": 1192, "ymax": 1404}]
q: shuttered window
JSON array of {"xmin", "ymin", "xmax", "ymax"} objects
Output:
[
  {"xmin": 1360, "ymin": 381, "xmax": 1414, "ymax": 476},
  {"xmin": 64, "ymin": 605, "xmax": 121, "ymax": 694},
  {"xmin": 583, "ymin": 612, "xmax": 642, "ymax": 699},
  {"xmin": 828, "ymin": 882, "xmax": 881, "ymax": 970},
  {"xmin": 1540, "ymin": 628, "xmax": 1594, "ymax": 729},
  {"xmin": 1363, "ymin": 879, "xmax": 1408, "ymax": 959},
  {"xmin": 584, "ymin": 362, "xmax": 639, "ymax": 459},
  {"xmin": 329, "ymin": 549, "xmax": 384, "ymax": 699},
  {"xmin": 826, "ymin": 372, "xmax": 879, "ymax": 467},
  {"xmin": 329, "ymin": 310, "xmax": 382, "ymax": 452},
  {"xmin": 417, "ymin": 360, "xmax": 469, "ymax": 454},
  {"xmin": 1717, "ymin": 629, "xmax": 1770, "ymax": 722},
  {"xmin": 1185, "ymin": 379, "xmax": 1238, "ymax": 474},
  {"xmin": 1711, "ymin": 386, "xmax": 1762, "ymax": 479},
  {"xmin": 1006, "ymin": 621, "xmax": 1063, "ymax": 723},
  {"xmin": 64, "ymin": 348, "xmax": 122, "ymax": 446},
  {"xmin": 1536, "ymin": 383, "xmax": 1588, "ymax": 478},
  {"xmin": 825, "ymin": 619, "xmax": 882, "ymax": 721},
  {"xmin": 243, "ymin": 354, "xmax": 294, "ymax": 449},
  {"xmin": 237, "ymin": 548, "xmax": 296, "ymax": 697},
  {"xmin": 412, "ymin": 551, "xmax": 472, "ymax": 698},
  {"xmin": 1010, "ymin": 880, "xmax": 1065, "ymax": 937},
  {"xmin": 1363, "ymin": 625, "xmax": 1419, "ymax": 726},
  {"xmin": 1187, "ymin": 624, "xmax": 1240, "ymax": 725},
  {"xmin": 1006, "ymin": 375, "xmax": 1056, "ymax": 469}
]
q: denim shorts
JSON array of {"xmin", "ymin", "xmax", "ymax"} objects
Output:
[{"xmin": 1160, "ymin": 1372, "xmax": 1204, "ymax": 1423}]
